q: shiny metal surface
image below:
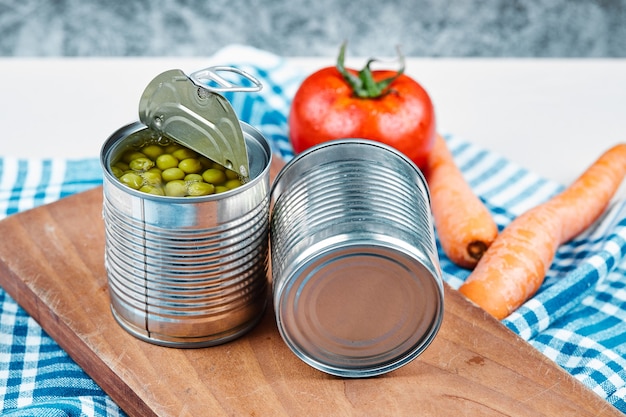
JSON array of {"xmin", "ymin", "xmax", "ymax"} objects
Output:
[
  {"xmin": 270, "ymin": 139, "xmax": 444, "ymax": 377},
  {"xmin": 100, "ymin": 121, "xmax": 271, "ymax": 347},
  {"xmin": 189, "ymin": 66, "xmax": 263, "ymax": 93}
]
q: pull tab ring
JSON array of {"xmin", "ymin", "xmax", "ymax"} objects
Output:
[{"xmin": 189, "ymin": 66, "xmax": 263, "ymax": 93}]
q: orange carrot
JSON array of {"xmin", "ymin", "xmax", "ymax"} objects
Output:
[
  {"xmin": 459, "ymin": 143, "xmax": 626, "ymax": 319},
  {"xmin": 426, "ymin": 135, "xmax": 499, "ymax": 269}
]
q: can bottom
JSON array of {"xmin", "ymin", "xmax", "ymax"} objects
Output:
[
  {"xmin": 110, "ymin": 301, "xmax": 267, "ymax": 348},
  {"xmin": 275, "ymin": 239, "xmax": 443, "ymax": 377}
]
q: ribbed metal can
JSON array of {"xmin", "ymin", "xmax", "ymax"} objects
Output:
[
  {"xmin": 270, "ymin": 139, "xmax": 444, "ymax": 377},
  {"xmin": 100, "ymin": 121, "xmax": 271, "ymax": 347}
]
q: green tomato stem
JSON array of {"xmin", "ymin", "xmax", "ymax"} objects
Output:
[{"xmin": 336, "ymin": 42, "xmax": 406, "ymax": 99}]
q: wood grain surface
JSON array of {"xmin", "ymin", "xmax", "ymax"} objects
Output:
[{"xmin": 0, "ymin": 156, "xmax": 620, "ymax": 417}]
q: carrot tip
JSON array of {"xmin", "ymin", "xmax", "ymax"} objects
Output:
[{"xmin": 467, "ymin": 241, "xmax": 488, "ymax": 261}]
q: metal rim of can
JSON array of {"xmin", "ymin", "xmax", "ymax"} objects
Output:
[
  {"xmin": 100, "ymin": 121, "xmax": 272, "ymax": 202},
  {"xmin": 270, "ymin": 139, "xmax": 444, "ymax": 377},
  {"xmin": 272, "ymin": 138, "xmax": 430, "ymax": 206}
]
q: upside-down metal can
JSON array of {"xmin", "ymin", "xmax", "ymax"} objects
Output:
[
  {"xmin": 270, "ymin": 139, "xmax": 444, "ymax": 377},
  {"xmin": 100, "ymin": 121, "xmax": 271, "ymax": 347}
]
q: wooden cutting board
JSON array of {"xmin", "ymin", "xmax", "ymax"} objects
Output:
[{"xmin": 0, "ymin": 156, "xmax": 621, "ymax": 417}]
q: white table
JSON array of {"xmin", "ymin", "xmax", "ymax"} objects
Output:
[{"xmin": 1, "ymin": 55, "xmax": 625, "ymax": 196}]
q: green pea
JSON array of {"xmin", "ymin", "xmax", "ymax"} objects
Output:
[
  {"xmin": 215, "ymin": 185, "xmax": 229, "ymax": 194},
  {"xmin": 139, "ymin": 185, "xmax": 165, "ymax": 196},
  {"xmin": 184, "ymin": 173, "xmax": 203, "ymax": 182},
  {"xmin": 156, "ymin": 154, "xmax": 179, "ymax": 170},
  {"xmin": 187, "ymin": 182, "xmax": 215, "ymax": 196},
  {"xmin": 122, "ymin": 151, "xmax": 146, "ymax": 164},
  {"xmin": 162, "ymin": 167, "xmax": 185, "ymax": 182},
  {"xmin": 178, "ymin": 158, "xmax": 203, "ymax": 174},
  {"xmin": 199, "ymin": 156, "xmax": 213, "ymax": 169},
  {"xmin": 114, "ymin": 161, "xmax": 130, "ymax": 171},
  {"xmin": 141, "ymin": 171, "xmax": 162, "ymax": 186},
  {"xmin": 211, "ymin": 162, "xmax": 226, "ymax": 171},
  {"xmin": 225, "ymin": 178, "xmax": 243, "ymax": 189},
  {"xmin": 111, "ymin": 166, "xmax": 124, "ymax": 178},
  {"xmin": 141, "ymin": 144, "xmax": 164, "ymax": 160},
  {"xmin": 119, "ymin": 172, "xmax": 143, "ymax": 189},
  {"xmin": 164, "ymin": 180, "xmax": 187, "ymax": 197},
  {"xmin": 164, "ymin": 143, "xmax": 183, "ymax": 154},
  {"xmin": 202, "ymin": 168, "xmax": 226, "ymax": 185},
  {"xmin": 147, "ymin": 167, "xmax": 162, "ymax": 175},
  {"xmin": 225, "ymin": 169, "xmax": 240, "ymax": 180},
  {"xmin": 129, "ymin": 157, "xmax": 154, "ymax": 172},
  {"xmin": 172, "ymin": 148, "xmax": 198, "ymax": 161}
]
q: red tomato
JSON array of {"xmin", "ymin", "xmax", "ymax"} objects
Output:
[{"xmin": 288, "ymin": 46, "xmax": 436, "ymax": 171}]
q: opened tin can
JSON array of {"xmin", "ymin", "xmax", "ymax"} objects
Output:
[
  {"xmin": 270, "ymin": 139, "xmax": 444, "ymax": 377},
  {"xmin": 100, "ymin": 121, "xmax": 271, "ymax": 347}
]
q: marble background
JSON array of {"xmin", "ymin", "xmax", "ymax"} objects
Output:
[{"xmin": 0, "ymin": 0, "xmax": 625, "ymax": 57}]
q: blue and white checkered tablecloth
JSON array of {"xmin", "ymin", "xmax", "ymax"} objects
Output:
[{"xmin": 1, "ymin": 45, "xmax": 625, "ymax": 415}]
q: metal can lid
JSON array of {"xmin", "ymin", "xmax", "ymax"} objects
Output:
[{"xmin": 275, "ymin": 237, "xmax": 444, "ymax": 378}]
